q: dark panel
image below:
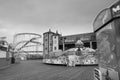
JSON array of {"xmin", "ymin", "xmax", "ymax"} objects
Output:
[
  {"xmin": 92, "ymin": 42, "xmax": 97, "ymax": 49},
  {"xmin": 96, "ymin": 22, "xmax": 117, "ymax": 70},
  {"xmin": 114, "ymin": 18, "xmax": 120, "ymax": 68},
  {"xmin": 84, "ymin": 42, "xmax": 90, "ymax": 48}
]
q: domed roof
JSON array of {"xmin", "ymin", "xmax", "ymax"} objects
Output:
[{"xmin": 75, "ymin": 40, "xmax": 83, "ymax": 45}]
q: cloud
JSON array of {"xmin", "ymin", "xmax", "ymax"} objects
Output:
[
  {"xmin": 0, "ymin": 0, "xmax": 116, "ymax": 25},
  {"xmin": 0, "ymin": 0, "xmax": 118, "ymax": 43},
  {"xmin": 0, "ymin": 28, "xmax": 7, "ymax": 33}
]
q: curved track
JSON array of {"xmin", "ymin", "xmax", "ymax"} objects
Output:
[{"xmin": 13, "ymin": 33, "xmax": 42, "ymax": 54}]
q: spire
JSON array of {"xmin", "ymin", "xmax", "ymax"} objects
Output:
[
  {"xmin": 49, "ymin": 29, "xmax": 51, "ymax": 32},
  {"xmin": 56, "ymin": 30, "xmax": 58, "ymax": 34}
]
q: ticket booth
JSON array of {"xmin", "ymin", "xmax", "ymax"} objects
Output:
[{"xmin": 93, "ymin": 1, "xmax": 120, "ymax": 80}]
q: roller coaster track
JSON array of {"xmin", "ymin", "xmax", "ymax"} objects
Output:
[{"xmin": 13, "ymin": 33, "xmax": 42, "ymax": 54}]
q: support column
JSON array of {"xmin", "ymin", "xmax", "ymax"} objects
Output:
[
  {"xmin": 63, "ymin": 39, "xmax": 65, "ymax": 51},
  {"xmin": 90, "ymin": 41, "xmax": 92, "ymax": 48},
  {"xmin": 62, "ymin": 37, "xmax": 66, "ymax": 51}
]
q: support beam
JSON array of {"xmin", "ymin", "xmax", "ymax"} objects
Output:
[{"xmin": 90, "ymin": 41, "xmax": 92, "ymax": 48}]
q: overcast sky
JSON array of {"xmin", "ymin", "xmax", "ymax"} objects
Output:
[{"xmin": 0, "ymin": 0, "xmax": 118, "ymax": 43}]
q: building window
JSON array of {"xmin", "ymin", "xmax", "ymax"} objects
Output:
[
  {"xmin": 54, "ymin": 36, "xmax": 56, "ymax": 39},
  {"xmin": 92, "ymin": 42, "xmax": 97, "ymax": 49},
  {"xmin": 45, "ymin": 39, "xmax": 47, "ymax": 41},
  {"xmin": 54, "ymin": 47, "xmax": 56, "ymax": 50},
  {"xmin": 84, "ymin": 42, "xmax": 90, "ymax": 48},
  {"xmin": 50, "ymin": 43, "xmax": 52, "ymax": 46}
]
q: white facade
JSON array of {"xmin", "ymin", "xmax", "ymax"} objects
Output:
[{"xmin": 52, "ymin": 35, "xmax": 59, "ymax": 52}]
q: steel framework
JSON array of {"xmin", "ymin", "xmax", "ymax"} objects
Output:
[{"xmin": 13, "ymin": 33, "xmax": 42, "ymax": 54}]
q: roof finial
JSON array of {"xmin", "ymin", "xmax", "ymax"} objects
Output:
[
  {"xmin": 56, "ymin": 30, "xmax": 58, "ymax": 34},
  {"xmin": 49, "ymin": 29, "xmax": 51, "ymax": 32}
]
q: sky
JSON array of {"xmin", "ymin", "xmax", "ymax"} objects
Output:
[{"xmin": 0, "ymin": 0, "xmax": 118, "ymax": 43}]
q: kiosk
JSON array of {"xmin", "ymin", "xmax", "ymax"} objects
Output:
[{"xmin": 93, "ymin": 1, "xmax": 120, "ymax": 80}]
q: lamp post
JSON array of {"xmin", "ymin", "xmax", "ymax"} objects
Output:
[
  {"xmin": 8, "ymin": 44, "xmax": 15, "ymax": 64},
  {"xmin": 62, "ymin": 37, "xmax": 66, "ymax": 51}
]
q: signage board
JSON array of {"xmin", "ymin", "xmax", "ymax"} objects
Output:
[
  {"xmin": 80, "ymin": 37, "xmax": 90, "ymax": 41},
  {"xmin": 64, "ymin": 37, "xmax": 90, "ymax": 43},
  {"xmin": 113, "ymin": 18, "xmax": 120, "ymax": 69},
  {"xmin": 65, "ymin": 39, "xmax": 75, "ymax": 43},
  {"xmin": 93, "ymin": 8, "xmax": 112, "ymax": 31}
]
